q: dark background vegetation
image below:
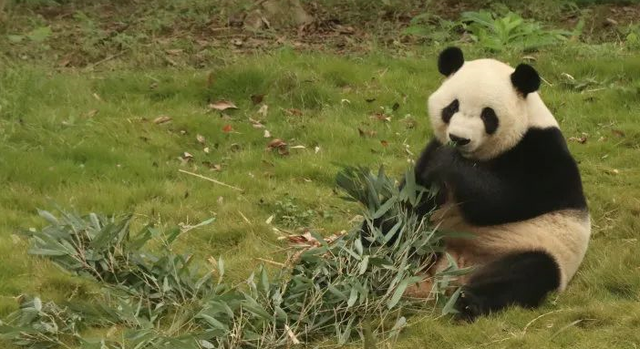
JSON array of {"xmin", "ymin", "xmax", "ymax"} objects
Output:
[{"xmin": 2, "ymin": 0, "xmax": 640, "ymax": 68}]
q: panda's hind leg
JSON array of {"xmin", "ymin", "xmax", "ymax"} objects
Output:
[{"xmin": 456, "ymin": 251, "xmax": 560, "ymax": 322}]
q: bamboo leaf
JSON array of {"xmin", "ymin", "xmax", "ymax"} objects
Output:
[
  {"xmin": 198, "ymin": 313, "xmax": 229, "ymax": 331},
  {"xmin": 387, "ymin": 276, "xmax": 422, "ymax": 309},
  {"xmin": 347, "ymin": 288, "xmax": 358, "ymax": 308},
  {"xmin": 37, "ymin": 209, "xmax": 59, "ymax": 225},
  {"xmin": 372, "ymin": 197, "xmax": 396, "ymax": 219},
  {"xmin": 358, "ymin": 256, "xmax": 369, "ymax": 275},
  {"xmin": 442, "ymin": 287, "xmax": 462, "ymax": 315},
  {"xmin": 327, "ymin": 285, "xmax": 348, "ymax": 301}
]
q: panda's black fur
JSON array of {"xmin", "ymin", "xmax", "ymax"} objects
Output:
[
  {"xmin": 415, "ymin": 128, "xmax": 587, "ymax": 227},
  {"xmin": 413, "ymin": 128, "xmax": 587, "ymax": 320},
  {"xmin": 360, "ymin": 47, "xmax": 590, "ymax": 322}
]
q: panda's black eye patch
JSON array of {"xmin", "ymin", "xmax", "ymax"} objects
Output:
[
  {"xmin": 441, "ymin": 99, "xmax": 459, "ymax": 123},
  {"xmin": 481, "ymin": 107, "xmax": 499, "ymax": 134}
]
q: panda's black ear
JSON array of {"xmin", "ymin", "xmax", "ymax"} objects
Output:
[
  {"xmin": 438, "ymin": 47, "xmax": 464, "ymax": 76},
  {"xmin": 511, "ymin": 64, "xmax": 540, "ymax": 97}
]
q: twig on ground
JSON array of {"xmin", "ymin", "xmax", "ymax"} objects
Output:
[
  {"xmin": 178, "ymin": 169, "xmax": 244, "ymax": 192},
  {"xmin": 85, "ymin": 50, "xmax": 129, "ymax": 71},
  {"xmin": 238, "ymin": 210, "xmax": 252, "ymax": 225},
  {"xmin": 522, "ymin": 309, "xmax": 564, "ymax": 335},
  {"xmin": 255, "ymin": 257, "xmax": 286, "ymax": 267}
]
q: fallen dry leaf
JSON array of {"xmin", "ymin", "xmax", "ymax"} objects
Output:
[
  {"xmin": 165, "ymin": 57, "xmax": 177, "ymax": 66},
  {"xmin": 358, "ymin": 128, "xmax": 377, "ymax": 138},
  {"xmin": 196, "ymin": 134, "xmax": 206, "ymax": 144},
  {"xmin": 280, "ymin": 230, "xmax": 345, "ymax": 247},
  {"xmin": 202, "ymin": 161, "xmax": 222, "ymax": 171},
  {"xmin": 371, "ymin": 112, "xmax": 391, "ymax": 122},
  {"xmin": 568, "ymin": 133, "xmax": 588, "ymax": 144},
  {"xmin": 611, "ymin": 129, "xmax": 625, "ymax": 137},
  {"xmin": 58, "ymin": 57, "xmax": 71, "ymax": 67},
  {"xmin": 314, "ymin": 146, "xmax": 321, "ymax": 154},
  {"xmin": 250, "ymin": 118, "xmax": 265, "ymax": 128},
  {"xmin": 229, "ymin": 143, "xmax": 242, "ymax": 152},
  {"xmin": 204, "ymin": 147, "xmax": 211, "ymax": 154},
  {"xmin": 154, "ymin": 115, "xmax": 172, "ymax": 124},
  {"xmin": 335, "ymin": 24, "xmax": 355, "ymax": 34},
  {"xmin": 266, "ymin": 138, "xmax": 289, "ymax": 155},
  {"xmin": 403, "ymin": 142, "xmax": 414, "ymax": 156},
  {"xmin": 568, "ymin": 136, "xmax": 587, "ymax": 144},
  {"xmin": 402, "ymin": 117, "xmax": 418, "ymax": 129},
  {"xmin": 209, "ymin": 100, "xmax": 238, "ymax": 111},
  {"xmin": 179, "ymin": 152, "xmax": 193, "ymax": 165},
  {"xmin": 264, "ymin": 130, "xmax": 271, "ymax": 138},
  {"xmin": 267, "ymin": 139, "xmax": 286, "ymax": 148},
  {"xmin": 380, "ymin": 140, "xmax": 389, "ymax": 147},
  {"xmin": 285, "ymin": 108, "xmax": 303, "ymax": 117},
  {"xmin": 222, "ymin": 124, "xmax": 233, "ymax": 133},
  {"xmin": 165, "ymin": 49, "xmax": 183, "ymax": 55},
  {"xmin": 251, "ymin": 94, "xmax": 265, "ymax": 105},
  {"xmin": 258, "ymin": 104, "xmax": 269, "ymax": 117}
]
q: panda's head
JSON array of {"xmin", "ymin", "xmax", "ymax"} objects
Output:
[{"xmin": 428, "ymin": 47, "xmax": 556, "ymax": 161}]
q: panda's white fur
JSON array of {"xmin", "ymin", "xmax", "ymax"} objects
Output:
[
  {"xmin": 428, "ymin": 58, "xmax": 558, "ymax": 161},
  {"xmin": 429, "ymin": 205, "xmax": 590, "ymax": 292},
  {"xmin": 404, "ymin": 50, "xmax": 591, "ymax": 313}
]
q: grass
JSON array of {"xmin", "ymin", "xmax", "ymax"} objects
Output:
[
  {"xmin": 1, "ymin": 0, "xmax": 640, "ymax": 346},
  {"xmin": 1, "ymin": 44, "xmax": 639, "ymax": 348}
]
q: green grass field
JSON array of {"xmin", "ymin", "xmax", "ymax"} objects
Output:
[
  {"xmin": 2, "ymin": 46, "xmax": 640, "ymax": 348},
  {"xmin": 1, "ymin": 1, "xmax": 640, "ymax": 347}
]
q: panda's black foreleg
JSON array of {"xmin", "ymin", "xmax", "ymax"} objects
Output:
[{"xmin": 455, "ymin": 251, "xmax": 561, "ymax": 322}]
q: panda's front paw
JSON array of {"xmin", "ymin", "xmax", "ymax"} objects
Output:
[
  {"xmin": 425, "ymin": 146, "xmax": 458, "ymax": 179},
  {"xmin": 454, "ymin": 288, "xmax": 487, "ymax": 322}
]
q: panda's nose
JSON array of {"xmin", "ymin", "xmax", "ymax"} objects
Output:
[{"xmin": 449, "ymin": 134, "xmax": 471, "ymax": 146}]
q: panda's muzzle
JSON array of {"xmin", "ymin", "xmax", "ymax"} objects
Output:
[{"xmin": 449, "ymin": 134, "xmax": 471, "ymax": 146}]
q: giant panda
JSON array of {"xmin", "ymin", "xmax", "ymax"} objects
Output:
[{"xmin": 364, "ymin": 47, "xmax": 591, "ymax": 321}]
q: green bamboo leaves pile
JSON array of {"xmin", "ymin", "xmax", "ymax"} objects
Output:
[{"xmin": 0, "ymin": 166, "xmax": 465, "ymax": 348}]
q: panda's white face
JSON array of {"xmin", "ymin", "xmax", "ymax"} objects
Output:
[{"xmin": 428, "ymin": 58, "xmax": 556, "ymax": 161}]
